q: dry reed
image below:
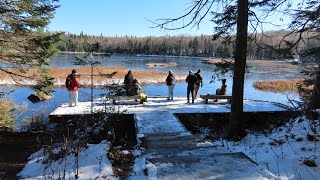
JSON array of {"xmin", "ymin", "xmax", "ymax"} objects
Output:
[
  {"xmin": 253, "ymin": 79, "xmax": 311, "ymax": 92},
  {"xmin": 0, "ymin": 67, "xmax": 186, "ymax": 86}
]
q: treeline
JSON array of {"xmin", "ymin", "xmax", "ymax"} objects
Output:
[{"xmin": 55, "ymin": 31, "xmax": 318, "ymax": 60}]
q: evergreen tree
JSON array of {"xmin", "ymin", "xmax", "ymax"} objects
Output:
[
  {"xmin": 288, "ymin": 0, "xmax": 320, "ymax": 110},
  {"xmin": 0, "ymin": 0, "xmax": 62, "ymax": 87}
]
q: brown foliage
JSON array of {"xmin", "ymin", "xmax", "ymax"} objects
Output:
[
  {"xmin": 0, "ymin": 67, "xmax": 186, "ymax": 86},
  {"xmin": 253, "ymin": 79, "xmax": 313, "ymax": 92}
]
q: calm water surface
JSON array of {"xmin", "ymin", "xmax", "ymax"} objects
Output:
[{"xmin": 1, "ymin": 54, "xmax": 303, "ymax": 122}]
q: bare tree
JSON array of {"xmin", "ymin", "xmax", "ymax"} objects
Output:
[
  {"xmin": 152, "ymin": 0, "xmax": 250, "ymax": 138},
  {"xmin": 151, "ymin": 0, "xmax": 316, "ymax": 138}
]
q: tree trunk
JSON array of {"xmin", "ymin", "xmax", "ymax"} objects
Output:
[
  {"xmin": 228, "ymin": 0, "xmax": 249, "ymax": 139},
  {"xmin": 310, "ymin": 66, "xmax": 320, "ymax": 110}
]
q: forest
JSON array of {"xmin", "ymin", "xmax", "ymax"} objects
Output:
[
  {"xmin": 55, "ymin": 31, "xmax": 319, "ymax": 60},
  {"xmin": 1, "ymin": 0, "xmax": 320, "ymax": 179}
]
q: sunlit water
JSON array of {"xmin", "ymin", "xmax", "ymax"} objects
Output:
[{"xmin": 1, "ymin": 54, "xmax": 303, "ymax": 123}]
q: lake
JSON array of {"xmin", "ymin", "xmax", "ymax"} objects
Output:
[{"xmin": 0, "ymin": 54, "xmax": 303, "ymax": 123}]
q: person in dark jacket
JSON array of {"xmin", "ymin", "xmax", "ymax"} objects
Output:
[
  {"xmin": 124, "ymin": 70, "xmax": 134, "ymax": 95},
  {"xmin": 186, "ymin": 70, "xmax": 198, "ymax": 103},
  {"xmin": 216, "ymin": 79, "xmax": 227, "ymax": 95},
  {"xmin": 166, "ymin": 70, "xmax": 176, "ymax": 100},
  {"xmin": 194, "ymin": 69, "xmax": 203, "ymax": 99},
  {"xmin": 215, "ymin": 79, "xmax": 227, "ymax": 102},
  {"xmin": 131, "ymin": 79, "xmax": 141, "ymax": 95}
]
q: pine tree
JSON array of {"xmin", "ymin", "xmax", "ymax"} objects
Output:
[{"xmin": 0, "ymin": 0, "xmax": 62, "ymax": 85}]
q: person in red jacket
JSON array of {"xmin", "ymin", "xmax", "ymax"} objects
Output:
[{"xmin": 66, "ymin": 69, "xmax": 80, "ymax": 107}]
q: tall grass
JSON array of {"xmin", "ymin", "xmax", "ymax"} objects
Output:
[
  {"xmin": 253, "ymin": 79, "xmax": 312, "ymax": 92},
  {"xmin": 0, "ymin": 99, "xmax": 16, "ymax": 128},
  {"xmin": 0, "ymin": 67, "xmax": 186, "ymax": 86}
]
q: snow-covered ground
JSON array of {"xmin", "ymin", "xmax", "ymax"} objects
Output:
[
  {"xmin": 19, "ymin": 98, "xmax": 319, "ymax": 179},
  {"xmin": 211, "ymin": 116, "xmax": 320, "ymax": 179},
  {"xmin": 50, "ymin": 97, "xmax": 287, "ymax": 135},
  {"xmin": 18, "ymin": 140, "xmax": 117, "ymax": 180}
]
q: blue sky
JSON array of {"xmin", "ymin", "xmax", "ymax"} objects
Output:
[
  {"xmin": 48, "ymin": 0, "xmax": 214, "ymax": 37},
  {"xmin": 48, "ymin": 0, "xmax": 295, "ymax": 37}
]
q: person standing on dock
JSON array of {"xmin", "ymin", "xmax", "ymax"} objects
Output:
[
  {"xmin": 166, "ymin": 70, "xmax": 176, "ymax": 100},
  {"xmin": 124, "ymin": 70, "xmax": 134, "ymax": 95},
  {"xmin": 66, "ymin": 69, "xmax": 80, "ymax": 107},
  {"xmin": 194, "ymin": 69, "xmax": 203, "ymax": 99},
  {"xmin": 186, "ymin": 70, "xmax": 198, "ymax": 103}
]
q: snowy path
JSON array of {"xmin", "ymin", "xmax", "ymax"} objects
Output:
[
  {"xmin": 121, "ymin": 97, "xmax": 287, "ymax": 135},
  {"xmin": 50, "ymin": 97, "xmax": 287, "ymax": 136},
  {"xmin": 45, "ymin": 97, "xmax": 294, "ymax": 179},
  {"xmin": 124, "ymin": 97, "xmax": 229, "ymax": 134}
]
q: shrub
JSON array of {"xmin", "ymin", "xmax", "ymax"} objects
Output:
[{"xmin": 0, "ymin": 99, "xmax": 17, "ymax": 129}]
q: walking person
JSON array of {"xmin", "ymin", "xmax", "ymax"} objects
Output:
[
  {"xmin": 66, "ymin": 69, "xmax": 80, "ymax": 107},
  {"xmin": 166, "ymin": 70, "xmax": 176, "ymax": 100},
  {"xmin": 124, "ymin": 70, "xmax": 134, "ymax": 95},
  {"xmin": 186, "ymin": 70, "xmax": 198, "ymax": 103},
  {"xmin": 194, "ymin": 69, "xmax": 203, "ymax": 98}
]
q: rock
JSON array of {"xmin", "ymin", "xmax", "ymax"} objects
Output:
[
  {"xmin": 27, "ymin": 91, "xmax": 53, "ymax": 103},
  {"xmin": 303, "ymin": 158, "xmax": 317, "ymax": 167},
  {"xmin": 307, "ymin": 133, "xmax": 319, "ymax": 141},
  {"xmin": 146, "ymin": 62, "xmax": 177, "ymax": 68}
]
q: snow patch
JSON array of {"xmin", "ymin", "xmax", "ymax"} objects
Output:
[{"xmin": 18, "ymin": 140, "xmax": 116, "ymax": 180}]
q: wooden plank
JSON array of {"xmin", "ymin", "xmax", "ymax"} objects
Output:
[
  {"xmin": 112, "ymin": 95, "xmax": 140, "ymax": 100},
  {"xmin": 112, "ymin": 95, "xmax": 141, "ymax": 104},
  {"xmin": 200, "ymin": 95, "xmax": 232, "ymax": 99},
  {"xmin": 200, "ymin": 94, "xmax": 232, "ymax": 104}
]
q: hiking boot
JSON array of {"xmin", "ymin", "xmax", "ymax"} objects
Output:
[
  {"xmin": 214, "ymin": 99, "xmax": 218, "ymax": 102},
  {"xmin": 192, "ymin": 100, "xmax": 194, "ymax": 103},
  {"xmin": 171, "ymin": 98, "xmax": 173, "ymax": 100},
  {"xmin": 187, "ymin": 101, "xmax": 190, "ymax": 104}
]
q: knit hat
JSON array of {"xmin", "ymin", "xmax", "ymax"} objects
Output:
[
  {"xmin": 169, "ymin": 70, "xmax": 172, "ymax": 74},
  {"xmin": 189, "ymin": 70, "xmax": 193, "ymax": 74}
]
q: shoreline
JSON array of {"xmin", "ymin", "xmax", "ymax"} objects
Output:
[
  {"xmin": 0, "ymin": 67, "xmax": 186, "ymax": 87},
  {"xmin": 199, "ymin": 57, "xmax": 299, "ymax": 64}
]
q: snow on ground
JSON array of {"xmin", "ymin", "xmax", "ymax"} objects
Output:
[
  {"xmin": 128, "ymin": 117, "xmax": 320, "ymax": 180},
  {"xmin": 129, "ymin": 145, "xmax": 277, "ymax": 180},
  {"xmin": 207, "ymin": 117, "xmax": 320, "ymax": 180},
  {"xmin": 29, "ymin": 97, "xmax": 318, "ymax": 179},
  {"xmin": 50, "ymin": 97, "xmax": 287, "ymax": 135},
  {"xmin": 18, "ymin": 140, "xmax": 117, "ymax": 180}
]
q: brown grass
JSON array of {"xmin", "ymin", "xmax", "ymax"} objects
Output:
[
  {"xmin": 0, "ymin": 67, "xmax": 186, "ymax": 86},
  {"xmin": 253, "ymin": 79, "xmax": 312, "ymax": 92}
]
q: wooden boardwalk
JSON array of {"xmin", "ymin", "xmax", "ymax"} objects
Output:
[{"xmin": 49, "ymin": 97, "xmax": 286, "ymax": 179}]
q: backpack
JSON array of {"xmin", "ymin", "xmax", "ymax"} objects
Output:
[{"xmin": 65, "ymin": 75, "xmax": 77, "ymax": 89}]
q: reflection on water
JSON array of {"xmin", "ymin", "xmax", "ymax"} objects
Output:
[
  {"xmin": 0, "ymin": 87, "xmax": 108, "ymax": 122},
  {"xmin": 49, "ymin": 54, "xmax": 303, "ymax": 80},
  {"xmin": 1, "ymin": 54, "xmax": 303, "ymax": 121}
]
